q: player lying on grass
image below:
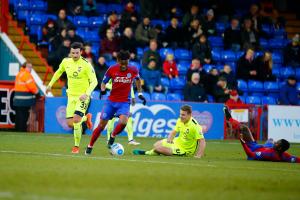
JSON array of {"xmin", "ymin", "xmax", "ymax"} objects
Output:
[
  {"xmin": 224, "ymin": 106, "xmax": 300, "ymax": 163},
  {"xmin": 133, "ymin": 105, "xmax": 206, "ymax": 158}
]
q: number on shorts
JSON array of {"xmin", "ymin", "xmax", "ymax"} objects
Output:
[{"xmin": 80, "ymin": 101, "xmax": 87, "ymax": 109}]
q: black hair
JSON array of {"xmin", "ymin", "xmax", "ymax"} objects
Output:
[
  {"xmin": 117, "ymin": 50, "xmax": 130, "ymax": 61},
  {"xmin": 278, "ymin": 139, "xmax": 290, "ymax": 152},
  {"xmin": 70, "ymin": 42, "xmax": 83, "ymax": 50}
]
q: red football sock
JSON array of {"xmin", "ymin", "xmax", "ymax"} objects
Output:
[
  {"xmin": 89, "ymin": 125, "xmax": 104, "ymax": 147},
  {"xmin": 111, "ymin": 123, "xmax": 126, "ymax": 138}
]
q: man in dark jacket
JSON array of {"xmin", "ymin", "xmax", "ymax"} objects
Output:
[
  {"xmin": 120, "ymin": 27, "xmax": 137, "ymax": 60},
  {"xmin": 236, "ymin": 48, "xmax": 258, "ymax": 80},
  {"xmin": 279, "ymin": 76, "xmax": 299, "ymax": 105},
  {"xmin": 142, "ymin": 40, "xmax": 161, "ymax": 70},
  {"xmin": 224, "ymin": 18, "xmax": 242, "ymax": 51},
  {"xmin": 183, "ymin": 72, "xmax": 207, "ymax": 102},
  {"xmin": 213, "ymin": 76, "xmax": 233, "ymax": 103}
]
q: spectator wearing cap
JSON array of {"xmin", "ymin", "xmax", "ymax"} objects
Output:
[
  {"xmin": 225, "ymin": 90, "xmax": 244, "ymax": 105},
  {"xmin": 100, "ymin": 29, "xmax": 120, "ymax": 61},
  {"xmin": 279, "ymin": 76, "xmax": 299, "ymax": 105},
  {"xmin": 183, "ymin": 72, "xmax": 207, "ymax": 102},
  {"xmin": 284, "ymin": 34, "xmax": 300, "ymax": 68},
  {"xmin": 142, "ymin": 40, "xmax": 162, "ymax": 70},
  {"xmin": 192, "ymin": 34, "xmax": 212, "ymax": 65},
  {"xmin": 224, "ymin": 18, "xmax": 242, "ymax": 51},
  {"xmin": 213, "ymin": 76, "xmax": 234, "ymax": 103},
  {"xmin": 67, "ymin": 27, "xmax": 84, "ymax": 44},
  {"xmin": 236, "ymin": 48, "xmax": 258, "ymax": 81},
  {"xmin": 165, "ymin": 17, "xmax": 183, "ymax": 49},
  {"xmin": 219, "ymin": 64, "xmax": 237, "ymax": 89},
  {"xmin": 135, "ymin": 17, "xmax": 156, "ymax": 47},
  {"xmin": 120, "ymin": 27, "xmax": 137, "ymax": 60},
  {"xmin": 203, "ymin": 9, "xmax": 216, "ymax": 36},
  {"xmin": 163, "ymin": 53, "xmax": 178, "ymax": 79},
  {"xmin": 55, "ymin": 9, "xmax": 75, "ymax": 32}
]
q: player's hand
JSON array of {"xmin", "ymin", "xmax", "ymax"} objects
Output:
[
  {"xmin": 194, "ymin": 155, "xmax": 202, "ymax": 159},
  {"xmin": 138, "ymin": 93, "xmax": 146, "ymax": 105},
  {"xmin": 79, "ymin": 94, "xmax": 88, "ymax": 101},
  {"xmin": 167, "ymin": 139, "xmax": 173, "ymax": 144},
  {"xmin": 45, "ymin": 86, "xmax": 51, "ymax": 94},
  {"xmin": 131, "ymin": 98, "xmax": 136, "ymax": 106},
  {"xmin": 239, "ymin": 134, "xmax": 246, "ymax": 144}
]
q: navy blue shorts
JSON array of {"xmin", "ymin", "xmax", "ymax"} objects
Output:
[{"xmin": 100, "ymin": 99, "xmax": 130, "ymax": 121}]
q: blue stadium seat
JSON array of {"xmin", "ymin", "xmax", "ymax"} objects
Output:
[
  {"xmin": 264, "ymin": 81, "xmax": 279, "ymax": 92},
  {"xmin": 272, "ymin": 68, "xmax": 280, "ymax": 77},
  {"xmin": 239, "ymin": 96, "xmax": 246, "ymax": 103},
  {"xmin": 170, "ymin": 77, "xmax": 185, "ymax": 90},
  {"xmin": 30, "ymin": 0, "xmax": 47, "ymax": 11},
  {"xmin": 297, "ymin": 83, "xmax": 300, "ymax": 93},
  {"xmin": 96, "ymin": 3, "xmax": 107, "ymax": 14},
  {"xmin": 261, "ymin": 96, "xmax": 276, "ymax": 105},
  {"xmin": 248, "ymin": 80, "xmax": 264, "ymax": 92},
  {"xmin": 221, "ymin": 50, "xmax": 236, "ymax": 62},
  {"xmin": 26, "ymin": 14, "xmax": 45, "ymax": 25},
  {"xmin": 135, "ymin": 92, "xmax": 151, "ymax": 103},
  {"xmin": 255, "ymin": 51, "xmax": 263, "ymax": 57},
  {"xmin": 211, "ymin": 49, "xmax": 221, "ymax": 61},
  {"xmin": 174, "ymin": 49, "xmax": 191, "ymax": 60},
  {"xmin": 269, "ymin": 39, "xmax": 286, "ymax": 49},
  {"xmin": 29, "ymin": 25, "xmax": 42, "ymax": 41},
  {"xmin": 237, "ymin": 79, "xmax": 248, "ymax": 92},
  {"xmin": 272, "ymin": 52, "xmax": 283, "ymax": 64},
  {"xmin": 76, "ymin": 29, "xmax": 87, "ymax": 40},
  {"xmin": 235, "ymin": 51, "xmax": 244, "ymax": 59},
  {"xmin": 151, "ymin": 92, "xmax": 167, "ymax": 101},
  {"xmin": 73, "ymin": 16, "xmax": 89, "ymax": 27},
  {"xmin": 216, "ymin": 22, "xmax": 226, "ymax": 33},
  {"xmin": 129, "ymin": 61, "xmax": 141, "ymax": 70},
  {"xmin": 107, "ymin": 60, "xmax": 117, "ymax": 66},
  {"xmin": 177, "ymin": 61, "xmax": 189, "ymax": 75},
  {"xmin": 203, "ymin": 64, "xmax": 215, "ymax": 73},
  {"xmin": 273, "ymin": 28, "xmax": 286, "ymax": 39},
  {"xmin": 46, "ymin": 14, "xmax": 57, "ymax": 21},
  {"xmin": 262, "ymin": 24, "xmax": 272, "ymax": 34},
  {"xmin": 151, "ymin": 20, "xmax": 169, "ymax": 30},
  {"xmin": 296, "ymin": 68, "xmax": 300, "ymax": 80},
  {"xmin": 161, "ymin": 77, "xmax": 170, "ymax": 87},
  {"xmin": 159, "ymin": 48, "xmax": 174, "ymax": 59},
  {"xmin": 16, "ymin": 10, "xmax": 29, "ymax": 21},
  {"xmin": 259, "ymin": 39, "xmax": 269, "ymax": 49},
  {"xmin": 166, "ymin": 93, "xmax": 182, "ymax": 101},
  {"xmin": 86, "ymin": 31, "xmax": 100, "ymax": 42},
  {"xmin": 89, "ymin": 16, "xmax": 105, "ymax": 28},
  {"xmin": 268, "ymin": 92, "xmax": 279, "ymax": 99},
  {"xmin": 137, "ymin": 47, "xmax": 143, "ymax": 59},
  {"xmin": 208, "ymin": 36, "xmax": 223, "ymax": 48},
  {"xmin": 280, "ymin": 67, "xmax": 295, "ymax": 79},
  {"xmin": 14, "ymin": 0, "xmax": 30, "ymax": 10},
  {"xmin": 207, "ymin": 95, "xmax": 215, "ymax": 103},
  {"xmin": 246, "ymin": 96, "xmax": 261, "ymax": 104},
  {"xmin": 107, "ymin": 4, "xmax": 123, "ymax": 13}
]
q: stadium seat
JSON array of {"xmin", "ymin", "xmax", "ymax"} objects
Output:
[
  {"xmin": 248, "ymin": 80, "xmax": 264, "ymax": 92},
  {"xmin": 166, "ymin": 93, "xmax": 182, "ymax": 101},
  {"xmin": 259, "ymin": 39, "xmax": 269, "ymax": 49},
  {"xmin": 16, "ymin": 10, "xmax": 29, "ymax": 21},
  {"xmin": 216, "ymin": 22, "xmax": 226, "ymax": 33},
  {"xmin": 76, "ymin": 29, "xmax": 87, "ymax": 40},
  {"xmin": 297, "ymin": 83, "xmax": 300, "ymax": 93},
  {"xmin": 135, "ymin": 92, "xmax": 150, "ymax": 103},
  {"xmin": 106, "ymin": 4, "xmax": 123, "ymax": 13},
  {"xmin": 261, "ymin": 96, "xmax": 277, "ymax": 105},
  {"xmin": 161, "ymin": 77, "xmax": 170, "ymax": 87},
  {"xmin": 30, "ymin": 0, "xmax": 47, "ymax": 11},
  {"xmin": 237, "ymin": 79, "xmax": 248, "ymax": 92},
  {"xmin": 159, "ymin": 48, "xmax": 174, "ymax": 59},
  {"xmin": 89, "ymin": 16, "xmax": 105, "ymax": 28},
  {"xmin": 272, "ymin": 52, "xmax": 283, "ymax": 64},
  {"xmin": 269, "ymin": 39, "xmax": 286, "ymax": 49},
  {"xmin": 86, "ymin": 31, "xmax": 100, "ymax": 43},
  {"xmin": 235, "ymin": 51, "xmax": 244, "ymax": 59},
  {"xmin": 280, "ymin": 67, "xmax": 295, "ymax": 79},
  {"xmin": 26, "ymin": 14, "xmax": 45, "ymax": 25},
  {"xmin": 177, "ymin": 61, "xmax": 189, "ymax": 75},
  {"xmin": 221, "ymin": 51, "xmax": 236, "ymax": 62},
  {"xmin": 239, "ymin": 96, "xmax": 246, "ymax": 103},
  {"xmin": 273, "ymin": 28, "xmax": 286, "ymax": 39},
  {"xmin": 174, "ymin": 49, "xmax": 191, "ymax": 60},
  {"xmin": 207, "ymin": 95, "xmax": 214, "ymax": 103},
  {"xmin": 170, "ymin": 77, "xmax": 185, "ymax": 90},
  {"xmin": 151, "ymin": 92, "xmax": 166, "ymax": 101},
  {"xmin": 29, "ymin": 25, "xmax": 42, "ymax": 41},
  {"xmin": 128, "ymin": 61, "xmax": 141, "ymax": 70},
  {"xmin": 203, "ymin": 64, "xmax": 215, "ymax": 73},
  {"xmin": 246, "ymin": 96, "xmax": 261, "ymax": 104},
  {"xmin": 296, "ymin": 68, "xmax": 300, "ymax": 80},
  {"xmin": 46, "ymin": 14, "xmax": 57, "ymax": 21},
  {"xmin": 14, "ymin": 0, "xmax": 30, "ymax": 10},
  {"xmin": 211, "ymin": 49, "xmax": 221, "ymax": 61},
  {"xmin": 264, "ymin": 81, "xmax": 279, "ymax": 92},
  {"xmin": 137, "ymin": 47, "xmax": 143, "ymax": 59},
  {"xmin": 261, "ymin": 24, "xmax": 272, "ymax": 34},
  {"xmin": 96, "ymin": 3, "xmax": 107, "ymax": 14},
  {"xmin": 272, "ymin": 68, "xmax": 280, "ymax": 78},
  {"xmin": 73, "ymin": 16, "xmax": 89, "ymax": 27},
  {"xmin": 208, "ymin": 36, "xmax": 223, "ymax": 48}
]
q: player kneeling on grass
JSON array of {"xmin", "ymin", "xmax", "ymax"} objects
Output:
[
  {"xmin": 133, "ymin": 105, "xmax": 206, "ymax": 158},
  {"xmin": 224, "ymin": 106, "xmax": 300, "ymax": 163}
]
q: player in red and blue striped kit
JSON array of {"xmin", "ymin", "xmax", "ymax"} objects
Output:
[
  {"xmin": 224, "ymin": 106, "xmax": 300, "ymax": 163},
  {"xmin": 85, "ymin": 51, "xmax": 146, "ymax": 155}
]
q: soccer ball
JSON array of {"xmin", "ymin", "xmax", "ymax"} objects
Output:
[{"xmin": 110, "ymin": 143, "xmax": 124, "ymax": 156}]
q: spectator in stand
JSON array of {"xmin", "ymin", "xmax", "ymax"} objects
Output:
[
  {"xmin": 135, "ymin": 17, "xmax": 156, "ymax": 47},
  {"xmin": 141, "ymin": 60, "xmax": 166, "ymax": 94},
  {"xmin": 225, "ymin": 90, "xmax": 244, "ymax": 105},
  {"xmin": 100, "ymin": 29, "xmax": 120, "ymax": 61},
  {"xmin": 67, "ymin": 0, "xmax": 83, "ymax": 16},
  {"xmin": 203, "ymin": 9, "xmax": 216, "ymax": 36},
  {"xmin": 259, "ymin": 0, "xmax": 280, "ymax": 26},
  {"xmin": 244, "ymin": 4, "xmax": 266, "ymax": 38},
  {"xmin": 95, "ymin": 56, "xmax": 108, "ymax": 90},
  {"xmin": 183, "ymin": 19, "xmax": 204, "ymax": 48},
  {"xmin": 192, "ymin": 34, "xmax": 212, "ymax": 65},
  {"xmin": 224, "ymin": 18, "xmax": 242, "ymax": 51},
  {"xmin": 82, "ymin": 0, "xmax": 97, "ymax": 17},
  {"xmin": 82, "ymin": 43, "xmax": 95, "ymax": 65},
  {"xmin": 153, "ymin": 24, "xmax": 165, "ymax": 48},
  {"xmin": 255, "ymin": 51, "xmax": 276, "ymax": 81},
  {"xmin": 51, "ymin": 28, "xmax": 67, "ymax": 51},
  {"xmin": 67, "ymin": 27, "xmax": 84, "ymax": 44},
  {"xmin": 213, "ymin": 76, "xmax": 233, "ymax": 103},
  {"xmin": 142, "ymin": 40, "xmax": 161, "ymax": 70},
  {"xmin": 241, "ymin": 18, "xmax": 260, "ymax": 50},
  {"xmin": 236, "ymin": 48, "xmax": 258, "ymax": 80},
  {"xmin": 165, "ymin": 17, "xmax": 183, "ymax": 49},
  {"xmin": 284, "ymin": 34, "xmax": 300, "ymax": 68},
  {"xmin": 120, "ymin": 1, "xmax": 139, "ymax": 31},
  {"xmin": 219, "ymin": 64, "xmax": 237, "ymax": 89},
  {"xmin": 120, "ymin": 27, "xmax": 137, "ymax": 60},
  {"xmin": 163, "ymin": 53, "xmax": 178, "ymax": 79},
  {"xmin": 55, "ymin": 9, "xmax": 74, "ymax": 31},
  {"xmin": 183, "ymin": 72, "xmax": 207, "ymax": 102},
  {"xmin": 99, "ymin": 12, "xmax": 121, "ymax": 38},
  {"xmin": 186, "ymin": 58, "xmax": 207, "ymax": 84},
  {"xmin": 206, "ymin": 67, "xmax": 219, "ymax": 95},
  {"xmin": 48, "ymin": 37, "xmax": 71, "ymax": 71},
  {"xmin": 279, "ymin": 76, "xmax": 299, "ymax": 105},
  {"xmin": 42, "ymin": 19, "xmax": 57, "ymax": 43},
  {"xmin": 182, "ymin": 5, "xmax": 203, "ymax": 28}
]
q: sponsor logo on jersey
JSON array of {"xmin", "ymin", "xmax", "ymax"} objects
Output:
[
  {"xmin": 114, "ymin": 77, "xmax": 132, "ymax": 83},
  {"xmin": 127, "ymin": 73, "xmax": 132, "ymax": 78}
]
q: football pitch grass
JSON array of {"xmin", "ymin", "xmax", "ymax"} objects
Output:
[{"xmin": 0, "ymin": 132, "xmax": 300, "ymax": 200}]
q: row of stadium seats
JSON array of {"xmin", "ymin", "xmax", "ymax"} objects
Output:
[{"xmin": 237, "ymin": 80, "xmax": 300, "ymax": 93}]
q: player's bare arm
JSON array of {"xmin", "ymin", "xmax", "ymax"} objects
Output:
[
  {"xmin": 194, "ymin": 138, "xmax": 206, "ymax": 159},
  {"xmin": 167, "ymin": 130, "xmax": 176, "ymax": 143}
]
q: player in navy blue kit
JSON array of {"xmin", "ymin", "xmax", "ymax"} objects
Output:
[
  {"xmin": 224, "ymin": 106, "xmax": 300, "ymax": 163},
  {"xmin": 86, "ymin": 51, "xmax": 146, "ymax": 155}
]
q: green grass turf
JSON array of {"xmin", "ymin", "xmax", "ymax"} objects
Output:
[{"xmin": 0, "ymin": 132, "xmax": 300, "ymax": 200}]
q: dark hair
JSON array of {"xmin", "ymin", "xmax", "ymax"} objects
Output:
[
  {"xmin": 278, "ymin": 139, "xmax": 290, "ymax": 153},
  {"xmin": 117, "ymin": 50, "xmax": 130, "ymax": 61},
  {"xmin": 180, "ymin": 105, "xmax": 192, "ymax": 114},
  {"xmin": 71, "ymin": 42, "xmax": 83, "ymax": 50},
  {"xmin": 22, "ymin": 62, "xmax": 31, "ymax": 68}
]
